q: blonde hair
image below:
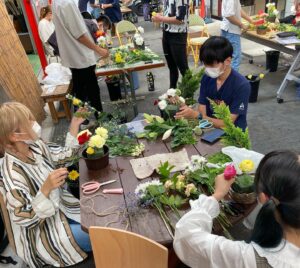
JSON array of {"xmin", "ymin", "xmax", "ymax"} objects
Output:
[{"xmin": 0, "ymin": 102, "xmax": 35, "ymax": 151}]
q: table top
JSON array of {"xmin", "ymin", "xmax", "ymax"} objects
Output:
[
  {"xmin": 80, "ymin": 138, "xmax": 256, "ymax": 246},
  {"xmin": 96, "ymin": 59, "xmax": 165, "ymax": 76},
  {"xmin": 121, "ymin": 6, "xmax": 132, "ymax": 13},
  {"xmin": 41, "ymin": 84, "xmax": 70, "ymax": 98},
  {"xmin": 242, "ymin": 30, "xmax": 299, "ymax": 56}
]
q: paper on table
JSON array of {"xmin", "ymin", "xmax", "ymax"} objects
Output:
[
  {"xmin": 42, "ymin": 85, "xmax": 56, "ymax": 94},
  {"xmin": 125, "ymin": 119, "xmax": 146, "ymax": 133},
  {"xmin": 275, "ymin": 36, "xmax": 300, "ymax": 45}
]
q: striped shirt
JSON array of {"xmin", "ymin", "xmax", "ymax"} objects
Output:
[{"xmin": 0, "ymin": 133, "xmax": 87, "ymax": 267}]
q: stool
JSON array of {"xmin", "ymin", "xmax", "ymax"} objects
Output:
[{"xmin": 41, "ymin": 84, "xmax": 72, "ymax": 123}]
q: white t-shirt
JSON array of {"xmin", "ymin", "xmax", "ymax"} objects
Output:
[
  {"xmin": 221, "ymin": 0, "xmax": 241, "ymax": 35},
  {"xmin": 52, "ymin": 0, "xmax": 98, "ymax": 69},
  {"xmin": 38, "ymin": 19, "xmax": 55, "ymax": 43}
]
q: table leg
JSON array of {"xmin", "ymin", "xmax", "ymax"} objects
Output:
[
  {"xmin": 62, "ymin": 100, "xmax": 72, "ymax": 121},
  {"xmin": 48, "ymin": 102, "xmax": 58, "ymax": 123},
  {"xmin": 128, "ymin": 71, "xmax": 138, "ymax": 116}
]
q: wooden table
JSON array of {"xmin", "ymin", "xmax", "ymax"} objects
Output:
[
  {"xmin": 242, "ymin": 30, "xmax": 300, "ymax": 102},
  {"xmin": 96, "ymin": 60, "xmax": 165, "ymax": 116},
  {"xmin": 80, "ymin": 138, "xmax": 256, "ymax": 246}
]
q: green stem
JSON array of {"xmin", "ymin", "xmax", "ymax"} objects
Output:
[{"xmin": 153, "ymin": 202, "xmax": 174, "ymax": 238}]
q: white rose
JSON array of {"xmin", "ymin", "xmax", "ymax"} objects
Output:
[
  {"xmin": 273, "ymin": 10, "xmax": 279, "ymax": 15},
  {"xmin": 137, "ymin": 26, "xmax": 144, "ymax": 34},
  {"xmin": 134, "ymin": 33, "xmax": 140, "ymax": 39},
  {"xmin": 167, "ymin": 88, "xmax": 176, "ymax": 97},
  {"xmin": 159, "ymin": 93, "xmax": 168, "ymax": 100},
  {"xmin": 97, "ymin": 36, "xmax": 106, "ymax": 43},
  {"xmin": 135, "ymin": 36, "xmax": 144, "ymax": 46},
  {"xmin": 158, "ymin": 100, "xmax": 167, "ymax": 110}
]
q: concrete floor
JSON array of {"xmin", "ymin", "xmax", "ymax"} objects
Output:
[{"xmin": 2, "ymin": 19, "xmax": 300, "ymax": 268}]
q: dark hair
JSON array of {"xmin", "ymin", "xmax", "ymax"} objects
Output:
[
  {"xmin": 40, "ymin": 5, "xmax": 51, "ymax": 20},
  {"xmin": 96, "ymin": 15, "xmax": 112, "ymax": 30},
  {"xmin": 250, "ymin": 150, "xmax": 300, "ymax": 248},
  {"xmin": 81, "ymin": 11, "xmax": 93, "ymax": 20},
  {"xmin": 199, "ymin": 36, "xmax": 233, "ymax": 65}
]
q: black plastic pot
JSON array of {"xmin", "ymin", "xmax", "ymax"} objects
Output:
[
  {"xmin": 159, "ymin": 105, "xmax": 180, "ymax": 120},
  {"xmin": 106, "ymin": 80, "xmax": 122, "ymax": 101},
  {"xmin": 266, "ymin": 50, "xmax": 280, "ymax": 72},
  {"xmin": 246, "ymin": 75, "xmax": 260, "ymax": 103}
]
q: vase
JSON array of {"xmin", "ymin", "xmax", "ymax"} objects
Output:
[
  {"xmin": 67, "ymin": 181, "xmax": 80, "ymax": 199},
  {"xmin": 159, "ymin": 105, "xmax": 180, "ymax": 120},
  {"xmin": 82, "ymin": 145, "xmax": 109, "ymax": 170},
  {"xmin": 106, "ymin": 80, "xmax": 122, "ymax": 101}
]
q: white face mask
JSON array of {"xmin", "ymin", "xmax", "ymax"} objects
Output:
[{"xmin": 205, "ymin": 66, "xmax": 224, "ymax": 79}]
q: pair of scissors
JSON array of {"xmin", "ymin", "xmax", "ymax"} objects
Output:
[
  {"xmin": 199, "ymin": 119, "xmax": 213, "ymax": 129},
  {"xmin": 81, "ymin": 179, "xmax": 116, "ymax": 195}
]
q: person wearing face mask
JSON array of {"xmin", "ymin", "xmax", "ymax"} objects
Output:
[
  {"xmin": 174, "ymin": 150, "xmax": 300, "ymax": 268},
  {"xmin": 0, "ymin": 102, "xmax": 91, "ymax": 267},
  {"xmin": 175, "ymin": 36, "xmax": 250, "ymax": 131}
]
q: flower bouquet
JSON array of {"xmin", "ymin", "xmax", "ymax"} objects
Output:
[
  {"xmin": 133, "ymin": 26, "xmax": 145, "ymax": 50},
  {"xmin": 230, "ymin": 160, "xmax": 256, "ymax": 204},
  {"xmin": 266, "ymin": 3, "xmax": 279, "ymax": 22},
  {"xmin": 155, "ymin": 88, "xmax": 185, "ymax": 120},
  {"xmin": 77, "ymin": 127, "xmax": 109, "ymax": 170}
]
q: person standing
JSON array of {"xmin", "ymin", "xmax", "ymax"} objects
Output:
[
  {"xmin": 52, "ymin": 0, "xmax": 109, "ymax": 116},
  {"xmin": 101, "ymin": 0, "xmax": 122, "ymax": 24},
  {"xmin": 221, "ymin": 0, "xmax": 253, "ymax": 71},
  {"xmin": 152, "ymin": 0, "xmax": 189, "ymax": 89}
]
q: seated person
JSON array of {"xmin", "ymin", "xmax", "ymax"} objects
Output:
[
  {"xmin": 175, "ymin": 36, "xmax": 250, "ymax": 131},
  {"xmin": 174, "ymin": 150, "xmax": 300, "ymax": 267},
  {"xmin": 0, "ymin": 102, "xmax": 91, "ymax": 267},
  {"xmin": 97, "ymin": 14, "xmax": 113, "ymax": 33},
  {"xmin": 38, "ymin": 5, "xmax": 55, "ymax": 56}
]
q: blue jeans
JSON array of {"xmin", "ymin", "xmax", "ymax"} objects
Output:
[
  {"xmin": 221, "ymin": 30, "xmax": 241, "ymax": 71},
  {"xmin": 68, "ymin": 218, "xmax": 92, "ymax": 252}
]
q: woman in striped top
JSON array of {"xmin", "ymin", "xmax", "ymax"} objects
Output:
[{"xmin": 0, "ymin": 102, "xmax": 90, "ymax": 267}]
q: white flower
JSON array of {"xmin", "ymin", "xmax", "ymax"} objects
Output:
[
  {"xmin": 191, "ymin": 155, "xmax": 207, "ymax": 164},
  {"xmin": 164, "ymin": 180, "xmax": 173, "ymax": 189},
  {"xmin": 273, "ymin": 9, "xmax": 279, "ymax": 15},
  {"xmin": 177, "ymin": 175, "xmax": 185, "ymax": 182},
  {"xmin": 137, "ymin": 26, "xmax": 144, "ymax": 34},
  {"xmin": 185, "ymin": 183, "xmax": 197, "ymax": 197},
  {"xmin": 162, "ymin": 129, "xmax": 172, "ymax": 140},
  {"xmin": 159, "ymin": 93, "xmax": 168, "ymax": 100},
  {"xmin": 167, "ymin": 88, "xmax": 177, "ymax": 97},
  {"xmin": 179, "ymin": 96, "xmax": 185, "ymax": 103},
  {"xmin": 97, "ymin": 36, "xmax": 106, "ymax": 43},
  {"xmin": 158, "ymin": 100, "xmax": 167, "ymax": 110},
  {"xmin": 134, "ymin": 33, "xmax": 140, "ymax": 39},
  {"xmin": 135, "ymin": 180, "xmax": 162, "ymax": 199},
  {"xmin": 185, "ymin": 155, "xmax": 207, "ymax": 173},
  {"xmin": 135, "ymin": 36, "xmax": 144, "ymax": 46}
]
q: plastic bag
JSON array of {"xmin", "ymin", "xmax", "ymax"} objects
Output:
[
  {"xmin": 222, "ymin": 146, "xmax": 264, "ymax": 175},
  {"xmin": 42, "ymin": 63, "xmax": 71, "ymax": 86}
]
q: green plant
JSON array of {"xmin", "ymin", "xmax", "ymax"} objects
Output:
[
  {"xmin": 209, "ymin": 99, "xmax": 251, "ymax": 149},
  {"xmin": 207, "ymin": 152, "xmax": 232, "ymax": 165},
  {"xmin": 177, "ymin": 68, "xmax": 205, "ymax": 105},
  {"xmin": 257, "ymin": 24, "xmax": 268, "ymax": 30},
  {"xmin": 232, "ymin": 174, "xmax": 254, "ymax": 194}
]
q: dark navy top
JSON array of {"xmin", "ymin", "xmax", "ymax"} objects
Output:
[
  {"xmin": 198, "ymin": 69, "xmax": 251, "ymax": 131},
  {"xmin": 100, "ymin": 0, "xmax": 122, "ymax": 23},
  {"xmin": 78, "ymin": 0, "xmax": 95, "ymax": 12}
]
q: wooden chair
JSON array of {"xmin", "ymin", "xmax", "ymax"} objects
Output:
[
  {"xmin": 41, "ymin": 83, "xmax": 72, "ymax": 124},
  {"xmin": 187, "ymin": 14, "xmax": 210, "ymax": 67},
  {"xmin": 89, "ymin": 227, "xmax": 168, "ymax": 268},
  {"xmin": 116, "ymin": 20, "xmax": 137, "ymax": 45}
]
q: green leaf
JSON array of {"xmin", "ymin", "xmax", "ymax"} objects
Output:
[{"xmin": 157, "ymin": 162, "xmax": 175, "ymax": 181}]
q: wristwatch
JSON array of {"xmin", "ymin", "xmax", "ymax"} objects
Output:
[{"xmin": 198, "ymin": 112, "xmax": 203, "ymax": 121}]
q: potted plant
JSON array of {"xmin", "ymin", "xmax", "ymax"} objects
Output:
[
  {"xmin": 256, "ymin": 24, "xmax": 268, "ymax": 35},
  {"xmin": 229, "ymin": 160, "xmax": 256, "ymax": 204},
  {"xmin": 77, "ymin": 127, "xmax": 109, "ymax": 170},
  {"xmin": 133, "ymin": 26, "xmax": 145, "ymax": 50},
  {"xmin": 155, "ymin": 88, "xmax": 185, "ymax": 120},
  {"xmin": 266, "ymin": 2, "xmax": 279, "ymax": 23},
  {"xmin": 105, "ymin": 75, "xmax": 122, "ymax": 101}
]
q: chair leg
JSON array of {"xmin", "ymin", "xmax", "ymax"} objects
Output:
[{"xmin": 62, "ymin": 100, "xmax": 72, "ymax": 121}]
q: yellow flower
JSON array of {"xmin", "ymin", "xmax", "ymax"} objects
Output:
[
  {"xmin": 152, "ymin": 11, "xmax": 157, "ymax": 16},
  {"xmin": 259, "ymin": 73, "xmax": 265, "ymax": 79},
  {"xmin": 177, "ymin": 175, "xmax": 185, "ymax": 182},
  {"xmin": 88, "ymin": 135, "xmax": 105, "ymax": 149},
  {"xmin": 68, "ymin": 170, "xmax": 79, "ymax": 181},
  {"xmin": 164, "ymin": 180, "xmax": 173, "ymax": 189},
  {"xmin": 239, "ymin": 159, "xmax": 255, "ymax": 173},
  {"xmin": 176, "ymin": 181, "xmax": 185, "ymax": 191},
  {"xmin": 185, "ymin": 183, "xmax": 197, "ymax": 197},
  {"xmin": 72, "ymin": 98, "xmax": 81, "ymax": 106},
  {"xmin": 247, "ymin": 74, "xmax": 253, "ymax": 80},
  {"xmin": 95, "ymin": 127, "xmax": 108, "ymax": 140},
  {"xmin": 115, "ymin": 52, "xmax": 125, "ymax": 64},
  {"xmin": 86, "ymin": 147, "xmax": 95, "ymax": 155}
]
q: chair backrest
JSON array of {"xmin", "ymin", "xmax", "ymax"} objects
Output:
[
  {"xmin": 0, "ymin": 181, "xmax": 16, "ymax": 253},
  {"xmin": 89, "ymin": 227, "xmax": 168, "ymax": 268},
  {"xmin": 116, "ymin": 20, "xmax": 137, "ymax": 45},
  {"xmin": 189, "ymin": 14, "xmax": 205, "ymax": 26}
]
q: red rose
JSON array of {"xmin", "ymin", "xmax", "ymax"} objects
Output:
[
  {"xmin": 224, "ymin": 164, "xmax": 237, "ymax": 180},
  {"xmin": 77, "ymin": 131, "xmax": 91, "ymax": 145}
]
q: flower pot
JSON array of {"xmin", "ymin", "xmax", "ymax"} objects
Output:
[
  {"xmin": 256, "ymin": 28, "xmax": 267, "ymax": 35},
  {"xmin": 106, "ymin": 80, "xmax": 122, "ymax": 101},
  {"xmin": 245, "ymin": 75, "xmax": 261, "ymax": 103},
  {"xmin": 159, "ymin": 105, "xmax": 180, "ymax": 120},
  {"xmin": 265, "ymin": 50, "xmax": 280, "ymax": 72},
  {"xmin": 67, "ymin": 181, "xmax": 80, "ymax": 199},
  {"xmin": 229, "ymin": 189, "xmax": 256, "ymax": 205},
  {"xmin": 82, "ymin": 145, "xmax": 109, "ymax": 170}
]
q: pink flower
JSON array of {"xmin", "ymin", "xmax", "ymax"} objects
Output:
[{"xmin": 224, "ymin": 164, "xmax": 236, "ymax": 180}]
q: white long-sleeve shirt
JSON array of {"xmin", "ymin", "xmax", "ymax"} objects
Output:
[{"xmin": 173, "ymin": 194, "xmax": 300, "ymax": 268}]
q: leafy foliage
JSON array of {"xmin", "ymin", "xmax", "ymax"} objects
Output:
[
  {"xmin": 207, "ymin": 152, "xmax": 232, "ymax": 164},
  {"xmin": 177, "ymin": 68, "xmax": 205, "ymax": 105},
  {"xmin": 209, "ymin": 100, "xmax": 251, "ymax": 149}
]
